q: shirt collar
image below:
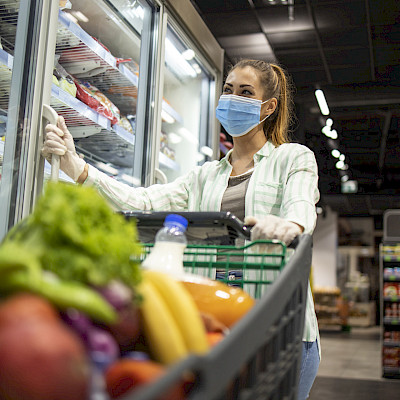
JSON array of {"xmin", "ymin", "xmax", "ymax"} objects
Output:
[{"xmin": 218, "ymin": 140, "xmax": 276, "ymax": 166}]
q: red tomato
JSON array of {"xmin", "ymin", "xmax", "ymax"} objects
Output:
[
  {"xmin": 0, "ymin": 293, "xmax": 59, "ymax": 328},
  {"xmin": 207, "ymin": 331, "xmax": 225, "ymax": 347},
  {"xmin": 105, "ymin": 359, "xmax": 186, "ymax": 400}
]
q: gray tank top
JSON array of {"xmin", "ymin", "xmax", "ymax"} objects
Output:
[{"xmin": 221, "ymin": 169, "xmax": 254, "ymax": 222}]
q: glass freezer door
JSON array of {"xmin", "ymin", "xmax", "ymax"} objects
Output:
[
  {"xmin": 159, "ymin": 21, "xmax": 217, "ymax": 183},
  {"xmin": 51, "ymin": 0, "xmax": 160, "ymax": 187},
  {"xmin": 0, "ymin": 0, "xmax": 60, "ymax": 240}
]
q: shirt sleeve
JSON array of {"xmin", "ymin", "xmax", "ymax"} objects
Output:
[
  {"xmin": 83, "ymin": 164, "xmax": 199, "ymax": 212},
  {"xmin": 280, "ymin": 145, "xmax": 320, "ymax": 234}
]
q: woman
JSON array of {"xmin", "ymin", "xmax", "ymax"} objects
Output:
[{"xmin": 42, "ymin": 59, "xmax": 320, "ymax": 399}]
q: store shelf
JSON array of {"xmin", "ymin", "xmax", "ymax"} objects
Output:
[
  {"xmin": 384, "ymin": 296, "xmax": 400, "ymax": 302},
  {"xmin": 159, "ymin": 151, "xmax": 180, "ymax": 171},
  {"xmin": 384, "ymin": 276, "xmax": 400, "ymax": 282},
  {"xmin": 57, "ymin": 11, "xmax": 139, "ymax": 115},
  {"xmin": 162, "ymin": 99, "xmax": 183, "ymax": 125},
  {"xmin": 383, "ymin": 255, "xmax": 400, "ymax": 262},
  {"xmin": 383, "ymin": 366, "xmax": 400, "ymax": 376},
  {"xmin": 383, "ymin": 341, "xmax": 400, "ymax": 347},
  {"xmin": 50, "ymin": 84, "xmax": 135, "ymax": 168},
  {"xmin": 0, "ymin": 48, "xmax": 13, "ymax": 110},
  {"xmin": 384, "ymin": 317, "xmax": 400, "ymax": 326}
]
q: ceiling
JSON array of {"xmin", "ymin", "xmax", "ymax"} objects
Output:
[{"xmin": 190, "ymin": 0, "xmax": 400, "ymax": 218}]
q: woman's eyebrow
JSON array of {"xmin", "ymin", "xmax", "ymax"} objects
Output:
[{"xmin": 224, "ymin": 83, "xmax": 254, "ymax": 89}]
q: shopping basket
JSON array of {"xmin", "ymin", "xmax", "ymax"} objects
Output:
[{"xmin": 123, "ymin": 212, "xmax": 312, "ymax": 400}]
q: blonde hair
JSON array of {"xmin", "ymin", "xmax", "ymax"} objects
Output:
[{"xmin": 227, "ymin": 60, "xmax": 295, "ymax": 145}]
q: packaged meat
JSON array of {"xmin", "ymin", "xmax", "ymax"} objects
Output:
[{"xmin": 74, "ymin": 79, "xmax": 120, "ymax": 125}]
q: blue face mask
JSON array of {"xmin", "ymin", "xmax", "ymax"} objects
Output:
[{"xmin": 216, "ymin": 94, "xmax": 270, "ymax": 137}]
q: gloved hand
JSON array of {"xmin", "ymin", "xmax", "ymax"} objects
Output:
[
  {"xmin": 41, "ymin": 116, "xmax": 86, "ymax": 182},
  {"xmin": 244, "ymin": 215, "xmax": 302, "ymax": 245}
]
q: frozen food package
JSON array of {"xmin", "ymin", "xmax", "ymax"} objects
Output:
[
  {"xmin": 118, "ymin": 116, "xmax": 134, "ymax": 134},
  {"xmin": 74, "ymin": 79, "xmax": 120, "ymax": 125},
  {"xmin": 116, "ymin": 58, "xmax": 139, "ymax": 76},
  {"xmin": 53, "ymin": 61, "xmax": 77, "ymax": 97}
]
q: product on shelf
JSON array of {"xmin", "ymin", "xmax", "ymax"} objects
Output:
[
  {"xmin": 118, "ymin": 116, "xmax": 134, "ymax": 135},
  {"xmin": 384, "ymin": 282, "xmax": 400, "ymax": 297},
  {"xmin": 108, "ymin": 85, "xmax": 138, "ymax": 99},
  {"xmin": 382, "ymin": 347, "xmax": 400, "ymax": 367},
  {"xmin": 384, "ymin": 331, "xmax": 400, "ymax": 342},
  {"xmin": 74, "ymin": 79, "xmax": 120, "ymax": 125},
  {"xmin": 160, "ymin": 133, "xmax": 176, "ymax": 161},
  {"xmin": 116, "ymin": 58, "xmax": 139, "ymax": 76},
  {"xmin": 53, "ymin": 60, "xmax": 77, "ymax": 97},
  {"xmin": 384, "ymin": 267, "xmax": 400, "ymax": 279}
]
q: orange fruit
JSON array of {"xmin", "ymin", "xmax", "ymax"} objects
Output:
[{"xmin": 180, "ymin": 274, "xmax": 255, "ymax": 328}]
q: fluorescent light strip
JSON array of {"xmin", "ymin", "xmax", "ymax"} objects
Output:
[
  {"xmin": 165, "ymin": 38, "xmax": 197, "ymax": 79},
  {"xmin": 315, "ymin": 89, "xmax": 330, "ymax": 116}
]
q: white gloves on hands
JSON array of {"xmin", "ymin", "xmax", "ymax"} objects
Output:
[
  {"xmin": 244, "ymin": 215, "xmax": 302, "ymax": 245},
  {"xmin": 41, "ymin": 116, "xmax": 86, "ymax": 182}
]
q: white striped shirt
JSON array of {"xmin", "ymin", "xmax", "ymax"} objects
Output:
[{"xmin": 85, "ymin": 140, "xmax": 320, "ymax": 347}]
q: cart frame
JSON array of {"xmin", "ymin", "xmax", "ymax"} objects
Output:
[{"xmin": 126, "ymin": 233, "xmax": 312, "ymax": 400}]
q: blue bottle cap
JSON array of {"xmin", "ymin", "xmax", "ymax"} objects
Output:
[{"xmin": 164, "ymin": 214, "xmax": 188, "ymax": 230}]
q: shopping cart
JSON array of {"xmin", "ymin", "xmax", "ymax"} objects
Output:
[{"xmin": 123, "ymin": 212, "xmax": 313, "ymax": 400}]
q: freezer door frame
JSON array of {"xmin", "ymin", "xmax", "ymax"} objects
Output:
[
  {"xmin": 163, "ymin": 0, "xmax": 224, "ymax": 161},
  {"xmin": 0, "ymin": 0, "xmax": 59, "ymax": 241}
]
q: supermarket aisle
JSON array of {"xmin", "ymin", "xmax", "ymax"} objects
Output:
[{"xmin": 309, "ymin": 326, "xmax": 400, "ymax": 399}]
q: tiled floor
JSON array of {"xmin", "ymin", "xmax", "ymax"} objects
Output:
[{"xmin": 308, "ymin": 326, "xmax": 400, "ymax": 399}]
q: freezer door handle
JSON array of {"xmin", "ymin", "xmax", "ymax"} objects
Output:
[
  {"xmin": 154, "ymin": 168, "xmax": 168, "ymax": 184},
  {"xmin": 42, "ymin": 104, "xmax": 59, "ymax": 182}
]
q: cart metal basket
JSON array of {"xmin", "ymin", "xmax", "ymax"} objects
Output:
[{"xmin": 124, "ymin": 213, "xmax": 312, "ymax": 400}]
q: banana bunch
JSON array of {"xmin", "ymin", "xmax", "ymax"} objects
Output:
[{"xmin": 138, "ymin": 270, "xmax": 209, "ymax": 365}]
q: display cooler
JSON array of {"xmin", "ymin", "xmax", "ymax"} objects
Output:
[{"xmin": 0, "ymin": 0, "xmax": 224, "ymax": 240}]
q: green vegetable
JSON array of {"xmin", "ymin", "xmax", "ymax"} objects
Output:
[
  {"xmin": 0, "ymin": 239, "xmax": 117, "ymax": 324},
  {"xmin": 5, "ymin": 182, "xmax": 143, "ymax": 289}
]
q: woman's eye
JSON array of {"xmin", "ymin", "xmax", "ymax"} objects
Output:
[
  {"xmin": 242, "ymin": 89, "xmax": 253, "ymax": 95},
  {"xmin": 223, "ymin": 87, "xmax": 232, "ymax": 94}
]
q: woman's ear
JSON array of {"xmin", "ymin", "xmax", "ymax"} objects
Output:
[{"xmin": 262, "ymin": 97, "xmax": 278, "ymax": 119}]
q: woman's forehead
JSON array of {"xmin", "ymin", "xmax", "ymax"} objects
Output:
[{"xmin": 226, "ymin": 66, "xmax": 261, "ymax": 86}]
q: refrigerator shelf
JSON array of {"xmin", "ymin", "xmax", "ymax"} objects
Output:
[
  {"xmin": 159, "ymin": 151, "xmax": 180, "ymax": 171},
  {"xmin": 0, "ymin": 49, "xmax": 13, "ymax": 110},
  {"xmin": 162, "ymin": 99, "xmax": 183, "ymax": 125},
  {"xmin": 74, "ymin": 128, "xmax": 134, "ymax": 168},
  {"xmin": 50, "ymin": 84, "xmax": 135, "ymax": 168},
  {"xmin": 56, "ymin": 11, "xmax": 138, "ymax": 115}
]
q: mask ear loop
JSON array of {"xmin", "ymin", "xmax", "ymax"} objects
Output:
[{"xmin": 259, "ymin": 98, "xmax": 275, "ymax": 124}]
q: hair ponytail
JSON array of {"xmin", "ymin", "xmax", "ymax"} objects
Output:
[
  {"xmin": 229, "ymin": 60, "xmax": 295, "ymax": 145},
  {"xmin": 268, "ymin": 64, "xmax": 294, "ymax": 145}
]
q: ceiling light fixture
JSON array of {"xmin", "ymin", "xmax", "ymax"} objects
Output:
[
  {"xmin": 315, "ymin": 89, "xmax": 330, "ymax": 115},
  {"xmin": 331, "ymin": 149, "xmax": 341, "ymax": 158},
  {"xmin": 336, "ymin": 160, "xmax": 345, "ymax": 169},
  {"xmin": 330, "ymin": 129, "xmax": 338, "ymax": 139}
]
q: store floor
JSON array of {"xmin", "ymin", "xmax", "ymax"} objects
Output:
[{"xmin": 308, "ymin": 326, "xmax": 400, "ymax": 399}]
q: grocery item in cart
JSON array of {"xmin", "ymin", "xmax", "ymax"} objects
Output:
[
  {"xmin": 141, "ymin": 214, "xmax": 188, "ymax": 279},
  {"xmin": 180, "ymin": 273, "xmax": 255, "ymax": 328},
  {"xmin": 105, "ymin": 357, "xmax": 186, "ymax": 399},
  {"xmin": 0, "ymin": 293, "xmax": 90, "ymax": 400}
]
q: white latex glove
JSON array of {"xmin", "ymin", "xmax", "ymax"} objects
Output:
[
  {"xmin": 244, "ymin": 215, "xmax": 302, "ymax": 245},
  {"xmin": 41, "ymin": 116, "xmax": 86, "ymax": 182}
]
